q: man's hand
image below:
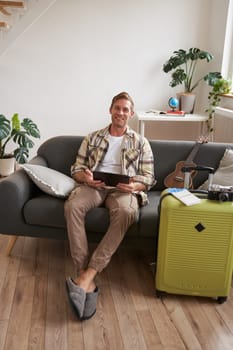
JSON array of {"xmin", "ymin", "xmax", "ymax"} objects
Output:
[
  {"xmin": 73, "ymin": 169, "xmax": 105, "ymax": 188},
  {"xmin": 116, "ymin": 179, "xmax": 146, "ymax": 193}
]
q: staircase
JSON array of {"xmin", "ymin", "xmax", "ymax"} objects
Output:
[
  {"xmin": 0, "ymin": 1, "xmax": 25, "ymax": 29},
  {"xmin": 0, "ymin": 0, "xmax": 57, "ymax": 55}
]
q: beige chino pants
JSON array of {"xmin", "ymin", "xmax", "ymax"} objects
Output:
[{"xmin": 64, "ymin": 185, "xmax": 138, "ymax": 273}]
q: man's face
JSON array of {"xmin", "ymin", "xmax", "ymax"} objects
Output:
[{"xmin": 110, "ymin": 98, "xmax": 134, "ymax": 129}]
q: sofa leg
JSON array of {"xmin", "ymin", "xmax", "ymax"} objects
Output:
[{"xmin": 5, "ymin": 236, "xmax": 18, "ymax": 256}]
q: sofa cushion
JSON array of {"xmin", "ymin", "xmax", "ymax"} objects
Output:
[
  {"xmin": 23, "ymin": 194, "xmax": 110, "ymax": 231},
  {"xmin": 199, "ymin": 148, "xmax": 233, "ymax": 190},
  {"xmin": 21, "ymin": 164, "xmax": 76, "ymax": 198},
  {"xmin": 24, "ymin": 195, "xmax": 66, "ymax": 228},
  {"xmin": 23, "ymin": 194, "xmax": 140, "ymax": 236},
  {"xmin": 138, "ymin": 191, "xmax": 161, "ymax": 237}
]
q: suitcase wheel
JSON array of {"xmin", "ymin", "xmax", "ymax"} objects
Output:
[
  {"xmin": 155, "ymin": 289, "xmax": 165, "ymax": 298},
  {"xmin": 217, "ymin": 296, "xmax": 227, "ymax": 304}
]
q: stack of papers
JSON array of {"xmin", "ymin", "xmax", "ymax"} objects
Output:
[{"xmin": 168, "ymin": 188, "xmax": 201, "ymax": 206}]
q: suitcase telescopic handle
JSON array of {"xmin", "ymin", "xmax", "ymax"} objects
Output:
[
  {"xmin": 181, "ymin": 165, "xmax": 214, "ymax": 173},
  {"xmin": 181, "ymin": 165, "xmax": 214, "ymax": 189}
]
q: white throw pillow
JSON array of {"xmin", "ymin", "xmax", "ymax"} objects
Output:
[
  {"xmin": 199, "ymin": 148, "xmax": 233, "ymax": 190},
  {"xmin": 21, "ymin": 164, "xmax": 76, "ymax": 198}
]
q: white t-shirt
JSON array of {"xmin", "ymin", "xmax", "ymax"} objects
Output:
[{"xmin": 96, "ymin": 135, "xmax": 123, "ymax": 174}]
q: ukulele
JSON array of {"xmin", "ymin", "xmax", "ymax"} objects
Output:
[{"xmin": 164, "ymin": 136, "xmax": 208, "ymax": 189}]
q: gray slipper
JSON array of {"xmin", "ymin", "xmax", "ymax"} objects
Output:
[
  {"xmin": 66, "ymin": 277, "xmax": 86, "ymax": 319},
  {"xmin": 82, "ymin": 287, "xmax": 99, "ymax": 320}
]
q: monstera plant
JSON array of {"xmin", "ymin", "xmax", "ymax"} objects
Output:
[
  {"xmin": 0, "ymin": 113, "xmax": 40, "ymax": 164},
  {"xmin": 163, "ymin": 48, "xmax": 222, "ymax": 113},
  {"xmin": 163, "ymin": 47, "xmax": 222, "ymax": 93}
]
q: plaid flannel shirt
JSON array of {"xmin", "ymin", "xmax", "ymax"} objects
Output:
[{"xmin": 71, "ymin": 125, "xmax": 156, "ymax": 206}]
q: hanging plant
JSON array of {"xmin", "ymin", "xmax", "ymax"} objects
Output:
[{"xmin": 205, "ymin": 78, "xmax": 232, "ymax": 135}]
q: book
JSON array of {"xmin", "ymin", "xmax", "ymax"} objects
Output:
[
  {"xmin": 166, "ymin": 110, "xmax": 185, "ymax": 115},
  {"xmin": 93, "ymin": 171, "xmax": 130, "ymax": 187},
  {"xmin": 145, "ymin": 109, "xmax": 185, "ymax": 116}
]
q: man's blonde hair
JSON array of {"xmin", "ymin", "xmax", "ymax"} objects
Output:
[{"xmin": 110, "ymin": 92, "xmax": 134, "ymax": 111}]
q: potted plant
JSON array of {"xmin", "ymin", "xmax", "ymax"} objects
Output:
[
  {"xmin": 205, "ymin": 78, "xmax": 232, "ymax": 135},
  {"xmin": 163, "ymin": 47, "xmax": 222, "ymax": 113},
  {"xmin": 0, "ymin": 113, "xmax": 40, "ymax": 176}
]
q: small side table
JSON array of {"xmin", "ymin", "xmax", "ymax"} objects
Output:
[{"xmin": 136, "ymin": 111, "xmax": 209, "ymax": 139}]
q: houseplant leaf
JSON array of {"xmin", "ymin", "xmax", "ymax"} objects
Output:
[
  {"xmin": 11, "ymin": 113, "xmax": 20, "ymax": 131},
  {"xmin": 14, "ymin": 147, "xmax": 29, "ymax": 163},
  {"xmin": 163, "ymin": 49, "xmax": 187, "ymax": 72},
  {"xmin": 170, "ymin": 69, "xmax": 187, "ymax": 87},
  {"xmin": 204, "ymin": 72, "xmax": 226, "ymax": 87},
  {"xmin": 0, "ymin": 114, "xmax": 11, "ymax": 140},
  {"xmin": 12, "ymin": 131, "xmax": 34, "ymax": 149},
  {"xmin": 0, "ymin": 115, "xmax": 11, "ymax": 158},
  {"xmin": 21, "ymin": 118, "xmax": 40, "ymax": 138}
]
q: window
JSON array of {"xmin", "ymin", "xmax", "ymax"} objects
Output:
[
  {"xmin": 221, "ymin": 0, "xmax": 233, "ymax": 86},
  {"xmin": 216, "ymin": 0, "xmax": 233, "ymax": 118}
]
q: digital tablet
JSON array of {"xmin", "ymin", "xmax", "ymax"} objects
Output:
[{"xmin": 93, "ymin": 171, "xmax": 130, "ymax": 187}]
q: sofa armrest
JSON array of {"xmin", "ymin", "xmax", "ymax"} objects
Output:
[
  {"xmin": 0, "ymin": 156, "xmax": 48, "ymax": 235},
  {"xmin": 28, "ymin": 155, "xmax": 48, "ymax": 167}
]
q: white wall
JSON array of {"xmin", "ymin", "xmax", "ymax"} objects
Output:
[{"xmin": 0, "ymin": 0, "xmax": 229, "ymax": 158}]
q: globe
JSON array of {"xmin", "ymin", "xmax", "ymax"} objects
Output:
[{"xmin": 168, "ymin": 97, "xmax": 179, "ymax": 110}]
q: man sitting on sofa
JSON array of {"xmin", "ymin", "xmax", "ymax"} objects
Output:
[{"xmin": 64, "ymin": 91, "xmax": 155, "ymax": 320}]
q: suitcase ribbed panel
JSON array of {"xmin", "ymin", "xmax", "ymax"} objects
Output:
[
  {"xmin": 156, "ymin": 195, "xmax": 233, "ymax": 297},
  {"xmin": 167, "ymin": 210, "xmax": 232, "ymax": 272}
]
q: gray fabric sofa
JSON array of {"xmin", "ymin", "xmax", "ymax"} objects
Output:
[{"xmin": 0, "ymin": 136, "xmax": 232, "ymax": 250}]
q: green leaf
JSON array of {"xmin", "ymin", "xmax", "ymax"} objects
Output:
[
  {"xmin": 0, "ymin": 115, "xmax": 11, "ymax": 140},
  {"xmin": 163, "ymin": 49, "xmax": 188, "ymax": 72},
  {"xmin": 11, "ymin": 113, "xmax": 20, "ymax": 131},
  {"xmin": 21, "ymin": 118, "xmax": 40, "ymax": 138},
  {"xmin": 14, "ymin": 147, "xmax": 29, "ymax": 164},
  {"xmin": 170, "ymin": 69, "xmax": 186, "ymax": 87},
  {"xmin": 188, "ymin": 48, "xmax": 201, "ymax": 60},
  {"xmin": 12, "ymin": 132, "xmax": 34, "ymax": 148},
  {"xmin": 204, "ymin": 72, "xmax": 222, "ymax": 86}
]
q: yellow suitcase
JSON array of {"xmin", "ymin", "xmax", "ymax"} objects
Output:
[{"xmin": 155, "ymin": 190, "xmax": 233, "ymax": 303}]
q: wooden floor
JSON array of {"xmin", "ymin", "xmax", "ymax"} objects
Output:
[{"xmin": 0, "ymin": 235, "xmax": 233, "ymax": 350}]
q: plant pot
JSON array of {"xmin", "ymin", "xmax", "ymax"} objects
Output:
[
  {"xmin": 0, "ymin": 157, "xmax": 15, "ymax": 176},
  {"xmin": 177, "ymin": 92, "xmax": 196, "ymax": 114}
]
